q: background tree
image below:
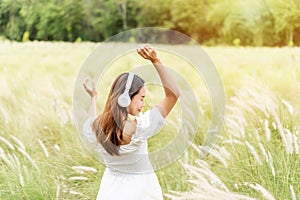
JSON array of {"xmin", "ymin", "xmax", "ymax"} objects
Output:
[
  {"xmin": 207, "ymin": 0, "xmax": 271, "ymax": 46},
  {"xmin": 137, "ymin": 0, "xmax": 173, "ymax": 28},
  {"xmin": 0, "ymin": 0, "xmax": 300, "ymax": 46},
  {"xmin": 0, "ymin": 0, "xmax": 25, "ymax": 41},
  {"xmin": 265, "ymin": 0, "xmax": 300, "ymax": 46},
  {"xmin": 167, "ymin": 0, "xmax": 212, "ymax": 43}
]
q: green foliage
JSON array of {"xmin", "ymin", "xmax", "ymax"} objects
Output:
[
  {"xmin": 0, "ymin": 0, "xmax": 25, "ymax": 41},
  {"xmin": 265, "ymin": 0, "xmax": 300, "ymax": 46},
  {"xmin": 88, "ymin": 0, "xmax": 139, "ymax": 40},
  {"xmin": 137, "ymin": 0, "xmax": 173, "ymax": 27},
  {"xmin": 168, "ymin": 0, "xmax": 212, "ymax": 43},
  {"xmin": 91, "ymin": 0, "xmax": 123, "ymax": 39},
  {"xmin": 35, "ymin": 0, "xmax": 85, "ymax": 41},
  {"xmin": 208, "ymin": 0, "xmax": 268, "ymax": 46},
  {"xmin": 0, "ymin": 0, "xmax": 300, "ymax": 46}
]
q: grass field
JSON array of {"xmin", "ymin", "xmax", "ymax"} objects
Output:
[{"xmin": 0, "ymin": 42, "xmax": 299, "ymax": 199}]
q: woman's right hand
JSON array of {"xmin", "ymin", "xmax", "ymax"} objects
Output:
[
  {"xmin": 83, "ymin": 79, "xmax": 97, "ymax": 98},
  {"xmin": 137, "ymin": 44, "xmax": 159, "ymax": 63}
]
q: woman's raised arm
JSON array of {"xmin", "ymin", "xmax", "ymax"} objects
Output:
[
  {"xmin": 83, "ymin": 79, "xmax": 98, "ymax": 118},
  {"xmin": 137, "ymin": 44, "xmax": 180, "ymax": 117}
]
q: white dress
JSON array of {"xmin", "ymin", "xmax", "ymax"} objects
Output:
[{"xmin": 83, "ymin": 106, "xmax": 165, "ymax": 200}]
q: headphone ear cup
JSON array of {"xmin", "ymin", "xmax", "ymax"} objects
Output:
[{"xmin": 118, "ymin": 94, "xmax": 131, "ymax": 107}]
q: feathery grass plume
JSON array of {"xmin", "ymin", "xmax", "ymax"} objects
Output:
[
  {"xmin": 215, "ymin": 145, "xmax": 231, "ymax": 160},
  {"xmin": 0, "ymin": 147, "xmax": 5, "ymax": 155},
  {"xmin": 230, "ymin": 83, "xmax": 276, "ymax": 117},
  {"xmin": 69, "ymin": 190, "xmax": 84, "ymax": 196},
  {"xmin": 253, "ymin": 129, "xmax": 261, "ymax": 141},
  {"xmin": 178, "ymin": 159, "xmax": 229, "ymax": 192},
  {"xmin": 258, "ymin": 142, "xmax": 268, "ymax": 163},
  {"xmin": 55, "ymin": 179, "xmax": 61, "ymax": 200},
  {"xmin": 281, "ymin": 99, "xmax": 294, "ymax": 115},
  {"xmin": 191, "ymin": 144, "xmax": 229, "ymax": 168},
  {"xmin": 16, "ymin": 147, "xmax": 38, "ymax": 169},
  {"xmin": 225, "ymin": 111, "xmax": 246, "ymax": 138},
  {"xmin": 271, "ymin": 110, "xmax": 289, "ymax": 154},
  {"xmin": 19, "ymin": 173, "xmax": 25, "ymax": 187},
  {"xmin": 292, "ymin": 133, "xmax": 299, "ymax": 154},
  {"xmin": 69, "ymin": 176, "xmax": 89, "ymax": 181},
  {"xmin": 245, "ymin": 141, "xmax": 262, "ymax": 165},
  {"xmin": 230, "ymin": 96, "xmax": 253, "ymax": 114},
  {"xmin": 284, "ymin": 129, "xmax": 294, "ymax": 154},
  {"xmin": 264, "ymin": 120, "xmax": 271, "ymax": 142},
  {"xmin": 11, "ymin": 153, "xmax": 21, "ymax": 170},
  {"xmin": 0, "ymin": 150, "xmax": 14, "ymax": 169},
  {"xmin": 37, "ymin": 139, "xmax": 49, "ymax": 158},
  {"xmin": 271, "ymin": 122, "xmax": 277, "ymax": 130},
  {"xmin": 266, "ymin": 151, "xmax": 276, "ymax": 177},
  {"xmin": 71, "ymin": 166, "xmax": 97, "ymax": 173},
  {"xmin": 54, "ymin": 144, "xmax": 60, "ymax": 151},
  {"xmin": 0, "ymin": 146, "xmax": 4, "ymax": 155},
  {"xmin": 196, "ymin": 160, "xmax": 229, "ymax": 192},
  {"xmin": 10, "ymin": 135, "xmax": 25, "ymax": 150},
  {"xmin": 287, "ymin": 128, "xmax": 299, "ymax": 154},
  {"xmin": 247, "ymin": 183, "xmax": 275, "ymax": 200},
  {"xmin": 23, "ymin": 165, "xmax": 29, "ymax": 182},
  {"xmin": 289, "ymin": 185, "xmax": 296, "ymax": 200},
  {"xmin": 165, "ymin": 159, "xmax": 255, "ymax": 200},
  {"xmin": 0, "ymin": 136, "xmax": 15, "ymax": 150},
  {"xmin": 222, "ymin": 138, "xmax": 244, "ymax": 145},
  {"xmin": 56, "ymin": 175, "xmax": 69, "ymax": 197},
  {"xmin": 0, "ymin": 104, "xmax": 9, "ymax": 124}
]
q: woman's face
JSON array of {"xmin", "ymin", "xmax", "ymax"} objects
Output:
[{"xmin": 128, "ymin": 86, "xmax": 146, "ymax": 116}]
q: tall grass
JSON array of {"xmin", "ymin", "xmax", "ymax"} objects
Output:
[
  {"xmin": 0, "ymin": 42, "xmax": 299, "ymax": 199},
  {"xmin": 167, "ymin": 82, "xmax": 299, "ymax": 199}
]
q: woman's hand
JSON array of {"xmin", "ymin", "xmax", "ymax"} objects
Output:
[
  {"xmin": 83, "ymin": 79, "xmax": 97, "ymax": 98},
  {"xmin": 137, "ymin": 44, "xmax": 159, "ymax": 63},
  {"xmin": 137, "ymin": 44, "xmax": 180, "ymax": 118}
]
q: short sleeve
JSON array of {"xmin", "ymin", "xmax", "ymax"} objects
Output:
[
  {"xmin": 82, "ymin": 116, "xmax": 97, "ymax": 144},
  {"xmin": 131, "ymin": 106, "xmax": 165, "ymax": 144}
]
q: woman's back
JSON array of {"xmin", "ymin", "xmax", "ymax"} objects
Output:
[{"xmin": 83, "ymin": 106, "xmax": 165, "ymax": 174}]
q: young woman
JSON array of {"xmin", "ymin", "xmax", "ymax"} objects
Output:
[{"xmin": 83, "ymin": 44, "xmax": 180, "ymax": 199}]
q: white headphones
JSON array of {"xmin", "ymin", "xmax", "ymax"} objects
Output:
[{"xmin": 117, "ymin": 72, "xmax": 134, "ymax": 107}]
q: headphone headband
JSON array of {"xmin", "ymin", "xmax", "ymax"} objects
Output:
[
  {"xmin": 125, "ymin": 72, "xmax": 134, "ymax": 90},
  {"xmin": 117, "ymin": 72, "xmax": 135, "ymax": 107}
]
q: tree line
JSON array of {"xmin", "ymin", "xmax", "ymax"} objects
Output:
[{"xmin": 0, "ymin": 0, "xmax": 299, "ymax": 46}]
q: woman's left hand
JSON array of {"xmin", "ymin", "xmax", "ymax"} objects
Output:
[{"xmin": 83, "ymin": 79, "xmax": 97, "ymax": 98}]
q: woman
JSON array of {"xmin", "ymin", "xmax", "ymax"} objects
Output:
[{"xmin": 83, "ymin": 44, "xmax": 180, "ymax": 199}]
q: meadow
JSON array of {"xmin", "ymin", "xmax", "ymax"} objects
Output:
[{"xmin": 0, "ymin": 42, "xmax": 299, "ymax": 200}]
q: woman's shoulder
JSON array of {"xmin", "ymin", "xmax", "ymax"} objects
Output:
[
  {"xmin": 131, "ymin": 106, "xmax": 166, "ymax": 139},
  {"xmin": 136, "ymin": 106, "xmax": 165, "ymax": 128}
]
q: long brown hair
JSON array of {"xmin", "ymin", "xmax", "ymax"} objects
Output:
[{"xmin": 92, "ymin": 73, "xmax": 144, "ymax": 155}]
